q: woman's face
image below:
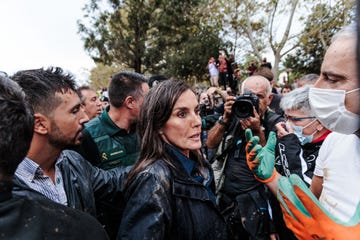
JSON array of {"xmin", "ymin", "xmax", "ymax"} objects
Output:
[
  {"xmin": 285, "ymin": 109, "xmax": 317, "ymax": 135},
  {"xmin": 160, "ymin": 89, "xmax": 202, "ymax": 157}
]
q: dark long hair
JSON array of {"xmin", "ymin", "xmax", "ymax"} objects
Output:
[{"xmin": 126, "ymin": 79, "xmax": 197, "ymax": 186}]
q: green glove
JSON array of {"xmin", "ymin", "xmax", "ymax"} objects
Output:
[
  {"xmin": 277, "ymin": 174, "xmax": 360, "ymax": 239},
  {"xmin": 245, "ymin": 128, "xmax": 277, "ymax": 183}
]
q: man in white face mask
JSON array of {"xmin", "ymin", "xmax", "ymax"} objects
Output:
[
  {"xmin": 244, "ymin": 23, "xmax": 360, "ymax": 239},
  {"xmin": 307, "ymin": 23, "xmax": 360, "ymax": 220}
]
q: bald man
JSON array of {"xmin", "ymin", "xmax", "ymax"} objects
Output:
[{"xmin": 207, "ymin": 75, "xmax": 283, "ymax": 240}]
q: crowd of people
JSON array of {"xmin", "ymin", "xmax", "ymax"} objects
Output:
[{"xmin": 0, "ymin": 23, "xmax": 359, "ymax": 240}]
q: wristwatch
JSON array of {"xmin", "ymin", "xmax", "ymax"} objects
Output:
[{"xmin": 218, "ymin": 116, "xmax": 229, "ymax": 127}]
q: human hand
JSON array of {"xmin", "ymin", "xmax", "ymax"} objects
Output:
[
  {"xmin": 277, "ymin": 174, "xmax": 360, "ymax": 240},
  {"xmin": 275, "ymin": 121, "xmax": 291, "ymax": 138},
  {"xmin": 245, "ymin": 129, "xmax": 277, "ymax": 183},
  {"xmin": 240, "ymin": 107, "xmax": 261, "ymax": 131},
  {"xmin": 222, "ymin": 96, "xmax": 236, "ymax": 122},
  {"xmin": 269, "ymin": 233, "xmax": 279, "ymax": 240},
  {"xmin": 206, "ymin": 87, "xmax": 219, "ymax": 96}
]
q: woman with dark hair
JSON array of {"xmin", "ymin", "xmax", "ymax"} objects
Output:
[{"xmin": 118, "ymin": 79, "xmax": 227, "ymax": 240}]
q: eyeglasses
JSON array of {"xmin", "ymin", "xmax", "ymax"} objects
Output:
[{"xmin": 284, "ymin": 114, "xmax": 316, "ymax": 122}]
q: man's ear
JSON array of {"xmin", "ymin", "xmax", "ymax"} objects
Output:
[
  {"xmin": 268, "ymin": 93, "xmax": 273, "ymax": 103},
  {"xmin": 124, "ymin": 96, "xmax": 136, "ymax": 109},
  {"xmin": 34, "ymin": 113, "xmax": 49, "ymax": 135}
]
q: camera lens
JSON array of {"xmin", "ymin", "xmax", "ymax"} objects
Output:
[{"xmin": 232, "ymin": 100, "xmax": 254, "ymax": 119}]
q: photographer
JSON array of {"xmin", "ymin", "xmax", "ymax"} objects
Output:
[
  {"xmin": 206, "ymin": 76, "xmax": 283, "ymax": 240},
  {"xmin": 199, "ymin": 88, "xmax": 228, "ymax": 160}
]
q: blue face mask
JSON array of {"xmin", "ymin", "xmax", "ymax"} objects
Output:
[{"xmin": 287, "ymin": 120, "xmax": 316, "ymax": 145}]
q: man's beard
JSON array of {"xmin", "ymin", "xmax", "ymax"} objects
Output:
[{"xmin": 48, "ymin": 121, "xmax": 78, "ymax": 149}]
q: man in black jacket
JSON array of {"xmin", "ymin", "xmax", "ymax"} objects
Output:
[
  {"xmin": 0, "ymin": 75, "xmax": 108, "ymax": 239},
  {"xmin": 11, "ymin": 67, "xmax": 129, "ymax": 239},
  {"xmin": 207, "ymin": 75, "xmax": 284, "ymax": 240}
]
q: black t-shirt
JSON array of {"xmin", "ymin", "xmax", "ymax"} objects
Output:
[{"xmin": 222, "ymin": 129, "xmax": 261, "ymax": 195}]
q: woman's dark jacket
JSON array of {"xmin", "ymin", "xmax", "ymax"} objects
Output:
[{"xmin": 118, "ymin": 152, "xmax": 227, "ymax": 240}]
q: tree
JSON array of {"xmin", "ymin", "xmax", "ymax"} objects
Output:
[
  {"xmin": 161, "ymin": 1, "xmax": 226, "ymax": 81},
  {"xmin": 88, "ymin": 63, "xmax": 129, "ymax": 89},
  {"xmin": 284, "ymin": 0, "xmax": 356, "ymax": 76},
  {"xmin": 216, "ymin": 0, "xmax": 303, "ymax": 81},
  {"xmin": 78, "ymin": 0, "xmax": 165, "ymax": 73},
  {"xmin": 78, "ymin": 0, "xmax": 224, "ymax": 81}
]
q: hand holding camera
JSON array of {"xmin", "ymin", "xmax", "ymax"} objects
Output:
[
  {"xmin": 222, "ymin": 95, "xmax": 236, "ymax": 123},
  {"xmin": 231, "ymin": 91, "xmax": 259, "ymax": 119},
  {"xmin": 230, "ymin": 91, "xmax": 261, "ymax": 131}
]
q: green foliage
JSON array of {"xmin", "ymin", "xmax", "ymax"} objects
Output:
[
  {"xmin": 284, "ymin": 0, "xmax": 355, "ymax": 76},
  {"xmin": 217, "ymin": 0, "xmax": 268, "ymax": 61},
  {"xmin": 216, "ymin": 0, "xmax": 302, "ymax": 82},
  {"xmin": 79, "ymin": 0, "xmax": 355, "ymax": 82},
  {"xmin": 88, "ymin": 63, "xmax": 128, "ymax": 89},
  {"xmin": 78, "ymin": 0, "xmax": 224, "ymax": 82},
  {"xmin": 164, "ymin": 28, "xmax": 225, "ymax": 81}
]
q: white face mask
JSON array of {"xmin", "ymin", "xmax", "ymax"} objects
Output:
[{"xmin": 309, "ymin": 87, "xmax": 360, "ymax": 134}]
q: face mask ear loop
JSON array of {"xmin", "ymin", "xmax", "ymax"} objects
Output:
[
  {"xmin": 345, "ymin": 88, "xmax": 360, "ymax": 94},
  {"xmin": 302, "ymin": 119, "xmax": 317, "ymax": 135}
]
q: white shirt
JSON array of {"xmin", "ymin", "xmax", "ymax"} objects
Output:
[
  {"xmin": 314, "ymin": 132, "xmax": 360, "ymax": 221},
  {"xmin": 208, "ymin": 62, "xmax": 219, "ymax": 77}
]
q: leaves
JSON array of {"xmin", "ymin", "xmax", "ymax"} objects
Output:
[
  {"xmin": 78, "ymin": 0, "xmax": 355, "ymax": 87},
  {"xmin": 284, "ymin": 0, "xmax": 355, "ymax": 77},
  {"xmin": 78, "ymin": 0, "xmax": 223, "ymax": 84}
]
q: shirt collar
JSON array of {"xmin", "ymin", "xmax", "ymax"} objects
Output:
[
  {"xmin": 17, "ymin": 157, "xmax": 41, "ymax": 182},
  {"xmin": 56, "ymin": 151, "xmax": 66, "ymax": 166},
  {"xmin": 99, "ymin": 105, "xmax": 130, "ymax": 136},
  {"xmin": 17, "ymin": 154, "xmax": 65, "ymax": 182}
]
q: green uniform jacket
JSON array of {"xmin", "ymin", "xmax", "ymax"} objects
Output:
[{"xmin": 78, "ymin": 106, "xmax": 140, "ymax": 170}]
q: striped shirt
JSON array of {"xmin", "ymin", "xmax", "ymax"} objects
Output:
[{"xmin": 15, "ymin": 153, "xmax": 68, "ymax": 205}]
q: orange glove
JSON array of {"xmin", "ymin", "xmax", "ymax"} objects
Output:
[
  {"xmin": 245, "ymin": 129, "xmax": 277, "ymax": 183},
  {"xmin": 277, "ymin": 174, "xmax": 360, "ymax": 240}
]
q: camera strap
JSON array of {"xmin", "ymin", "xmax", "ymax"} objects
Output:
[{"xmin": 214, "ymin": 121, "xmax": 241, "ymax": 203}]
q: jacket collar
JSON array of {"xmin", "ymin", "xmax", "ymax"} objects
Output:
[{"xmin": 97, "ymin": 106, "xmax": 131, "ymax": 136}]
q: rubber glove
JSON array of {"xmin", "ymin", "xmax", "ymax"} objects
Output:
[
  {"xmin": 277, "ymin": 174, "xmax": 360, "ymax": 240},
  {"xmin": 245, "ymin": 128, "xmax": 277, "ymax": 183}
]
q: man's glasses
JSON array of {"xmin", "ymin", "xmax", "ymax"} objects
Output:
[{"xmin": 284, "ymin": 115, "xmax": 316, "ymax": 122}]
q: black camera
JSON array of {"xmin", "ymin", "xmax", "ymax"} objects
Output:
[{"xmin": 231, "ymin": 91, "xmax": 259, "ymax": 119}]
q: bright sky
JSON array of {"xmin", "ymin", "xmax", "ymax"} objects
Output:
[{"xmin": 0, "ymin": 0, "xmax": 95, "ymax": 84}]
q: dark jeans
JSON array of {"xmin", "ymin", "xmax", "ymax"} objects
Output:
[{"xmin": 219, "ymin": 72, "xmax": 228, "ymax": 90}]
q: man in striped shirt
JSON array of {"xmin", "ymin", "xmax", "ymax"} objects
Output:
[
  {"xmin": 11, "ymin": 67, "xmax": 130, "ymax": 239},
  {"xmin": 0, "ymin": 74, "xmax": 108, "ymax": 239}
]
